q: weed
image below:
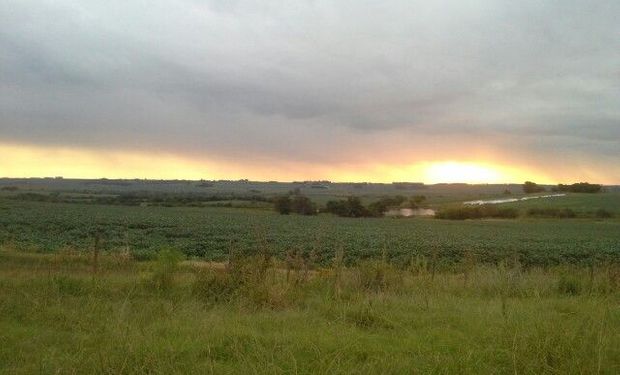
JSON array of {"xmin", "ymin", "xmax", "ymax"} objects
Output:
[{"xmin": 151, "ymin": 248, "xmax": 183, "ymax": 291}]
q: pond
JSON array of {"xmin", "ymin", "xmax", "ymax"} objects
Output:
[{"xmin": 385, "ymin": 208, "xmax": 436, "ymax": 217}]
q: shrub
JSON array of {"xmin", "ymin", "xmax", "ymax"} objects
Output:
[
  {"xmin": 273, "ymin": 195, "xmax": 292, "ymax": 214},
  {"xmin": 355, "ymin": 260, "xmax": 404, "ymax": 293},
  {"xmin": 367, "ymin": 196, "xmax": 407, "ymax": 216},
  {"xmin": 523, "ymin": 181, "xmax": 546, "ymax": 194},
  {"xmin": 290, "ymin": 195, "xmax": 317, "ymax": 215},
  {"xmin": 555, "ymin": 182, "xmax": 602, "ymax": 193},
  {"xmin": 595, "ymin": 208, "xmax": 613, "ymax": 219},
  {"xmin": 193, "ymin": 269, "xmax": 240, "ymax": 303},
  {"xmin": 52, "ymin": 275, "xmax": 86, "ymax": 296},
  {"xmin": 527, "ymin": 208, "xmax": 576, "ymax": 218},
  {"xmin": 151, "ymin": 248, "xmax": 183, "ymax": 291},
  {"xmin": 325, "ymin": 196, "xmax": 372, "ymax": 217},
  {"xmin": 436, "ymin": 205, "xmax": 519, "ymax": 220},
  {"xmin": 410, "ymin": 195, "xmax": 427, "ymax": 206},
  {"xmin": 274, "ymin": 194, "xmax": 316, "ymax": 215},
  {"xmin": 557, "ymin": 272, "xmax": 582, "ymax": 295},
  {"xmin": 131, "ymin": 249, "xmax": 157, "ymax": 261}
]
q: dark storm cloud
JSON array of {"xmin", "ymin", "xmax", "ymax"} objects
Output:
[{"xmin": 1, "ymin": 0, "xmax": 619, "ymax": 167}]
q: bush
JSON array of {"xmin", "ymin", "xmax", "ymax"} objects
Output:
[
  {"xmin": 193, "ymin": 269, "xmax": 240, "ymax": 303},
  {"xmin": 273, "ymin": 194, "xmax": 316, "ymax": 215},
  {"xmin": 367, "ymin": 196, "xmax": 407, "ymax": 216},
  {"xmin": 290, "ymin": 195, "xmax": 317, "ymax": 215},
  {"xmin": 555, "ymin": 182, "xmax": 602, "ymax": 193},
  {"xmin": 52, "ymin": 275, "xmax": 86, "ymax": 296},
  {"xmin": 355, "ymin": 260, "xmax": 404, "ymax": 293},
  {"xmin": 325, "ymin": 197, "xmax": 372, "ymax": 217},
  {"xmin": 595, "ymin": 208, "xmax": 613, "ymax": 218},
  {"xmin": 273, "ymin": 195, "xmax": 292, "ymax": 214},
  {"xmin": 193, "ymin": 253, "xmax": 302, "ymax": 309},
  {"xmin": 436, "ymin": 205, "xmax": 519, "ymax": 220},
  {"xmin": 527, "ymin": 208, "xmax": 576, "ymax": 218},
  {"xmin": 523, "ymin": 181, "xmax": 546, "ymax": 194},
  {"xmin": 557, "ymin": 272, "xmax": 582, "ymax": 295},
  {"xmin": 131, "ymin": 249, "xmax": 157, "ymax": 261}
]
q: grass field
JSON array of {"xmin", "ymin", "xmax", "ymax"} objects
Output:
[{"xmin": 1, "ymin": 249, "xmax": 618, "ymax": 374}]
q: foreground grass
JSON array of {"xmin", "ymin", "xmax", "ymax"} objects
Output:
[{"xmin": 0, "ymin": 250, "xmax": 619, "ymax": 374}]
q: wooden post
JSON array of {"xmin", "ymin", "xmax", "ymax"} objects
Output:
[{"xmin": 92, "ymin": 232, "xmax": 100, "ymax": 276}]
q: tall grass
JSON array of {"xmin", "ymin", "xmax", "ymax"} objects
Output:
[{"xmin": 0, "ymin": 248, "xmax": 619, "ymax": 374}]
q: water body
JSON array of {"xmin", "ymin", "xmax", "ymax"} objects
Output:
[
  {"xmin": 464, "ymin": 194, "xmax": 566, "ymax": 206},
  {"xmin": 385, "ymin": 208, "xmax": 436, "ymax": 217}
]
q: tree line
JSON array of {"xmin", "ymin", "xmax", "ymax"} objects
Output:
[
  {"xmin": 523, "ymin": 181, "xmax": 602, "ymax": 194},
  {"xmin": 273, "ymin": 192, "xmax": 427, "ymax": 217}
]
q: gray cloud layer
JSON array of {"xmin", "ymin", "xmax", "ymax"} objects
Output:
[{"xmin": 1, "ymin": 0, "xmax": 619, "ymax": 173}]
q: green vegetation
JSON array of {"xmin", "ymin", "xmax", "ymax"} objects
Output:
[
  {"xmin": 596, "ymin": 209, "xmax": 614, "ymax": 219},
  {"xmin": 273, "ymin": 193, "xmax": 317, "ymax": 215},
  {"xmin": 10, "ymin": 191, "xmax": 272, "ymax": 207},
  {"xmin": 1, "ymin": 198, "xmax": 620, "ymax": 266},
  {"xmin": 325, "ymin": 196, "xmax": 374, "ymax": 217},
  {"xmin": 523, "ymin": 181, "xmax": 546, "ymax": 194},
  {"xmin": 554, "ymin": 182, "xmax": 603, "ymax": 193},
  {"xmin": 527, "ymin": 208, "xmax": 577, "ymax": 218},
  {"xmin": 322, "ymin": 195, "xmax": 424, "ymax": 217},
  {"xmin": 0, "ymin": 249, "xmax": 618, "ymax": 374},
  {"xmin": 436, "ymin": 205, "xmax": 519, "ymax": 220}
]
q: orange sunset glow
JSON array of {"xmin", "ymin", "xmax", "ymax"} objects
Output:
[{"xmin": 2, "ymin": 142, "xmax": 558, "ymax": 184}]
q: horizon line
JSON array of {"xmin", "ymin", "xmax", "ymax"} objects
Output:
[{"xmin": 0, "ymin": 176, "xmax": 616, "ymax": 186}]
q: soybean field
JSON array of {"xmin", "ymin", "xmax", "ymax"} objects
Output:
[{"xmin": 1, "ymin": 199, "xmax": 618, "ymax": 266}]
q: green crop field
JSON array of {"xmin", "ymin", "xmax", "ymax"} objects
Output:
[{"xmin": 1, "ymin": 196, "xmax": 619, "ymax": 266}]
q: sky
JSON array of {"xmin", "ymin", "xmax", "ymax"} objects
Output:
[{"xmin": 1, "ymin": 0, "xmax": 619, "ymax": 183}]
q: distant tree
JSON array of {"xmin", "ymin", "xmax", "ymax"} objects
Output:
[
  {"xmin": 274, "ymin": 193, "xmax": 316, "ymax": 215},
  {"xmin": 325, "ymin": 196, "xmax": 372, "ymax": 217},
  {"xmin": 555, "ymin": 182, "xmax": 602, "ymax": 193},
  {"xmin": 368, "ymin": 196, "xmax": 407, "ymax": 216},
  {"xmin": 273, "ymin": 195, "xmax": 292, "ymax": 214},
  {"xmin": 412, "ymin": 195, "xmax": 426, "ymax": 203},
  {"xmin": 523, "ymin": 181, "xmax": 545, "ymax": 194},
  {"xmin": 325, "ymin": 200, "xmax": 344, "ymax": 215},
  {"xmin": 290, "ymin": 195, "xmax": 317, "ymax": 215},
  {"xmin": 409, "ymin": 195, "xmax": 427, "ymax": 208}
]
